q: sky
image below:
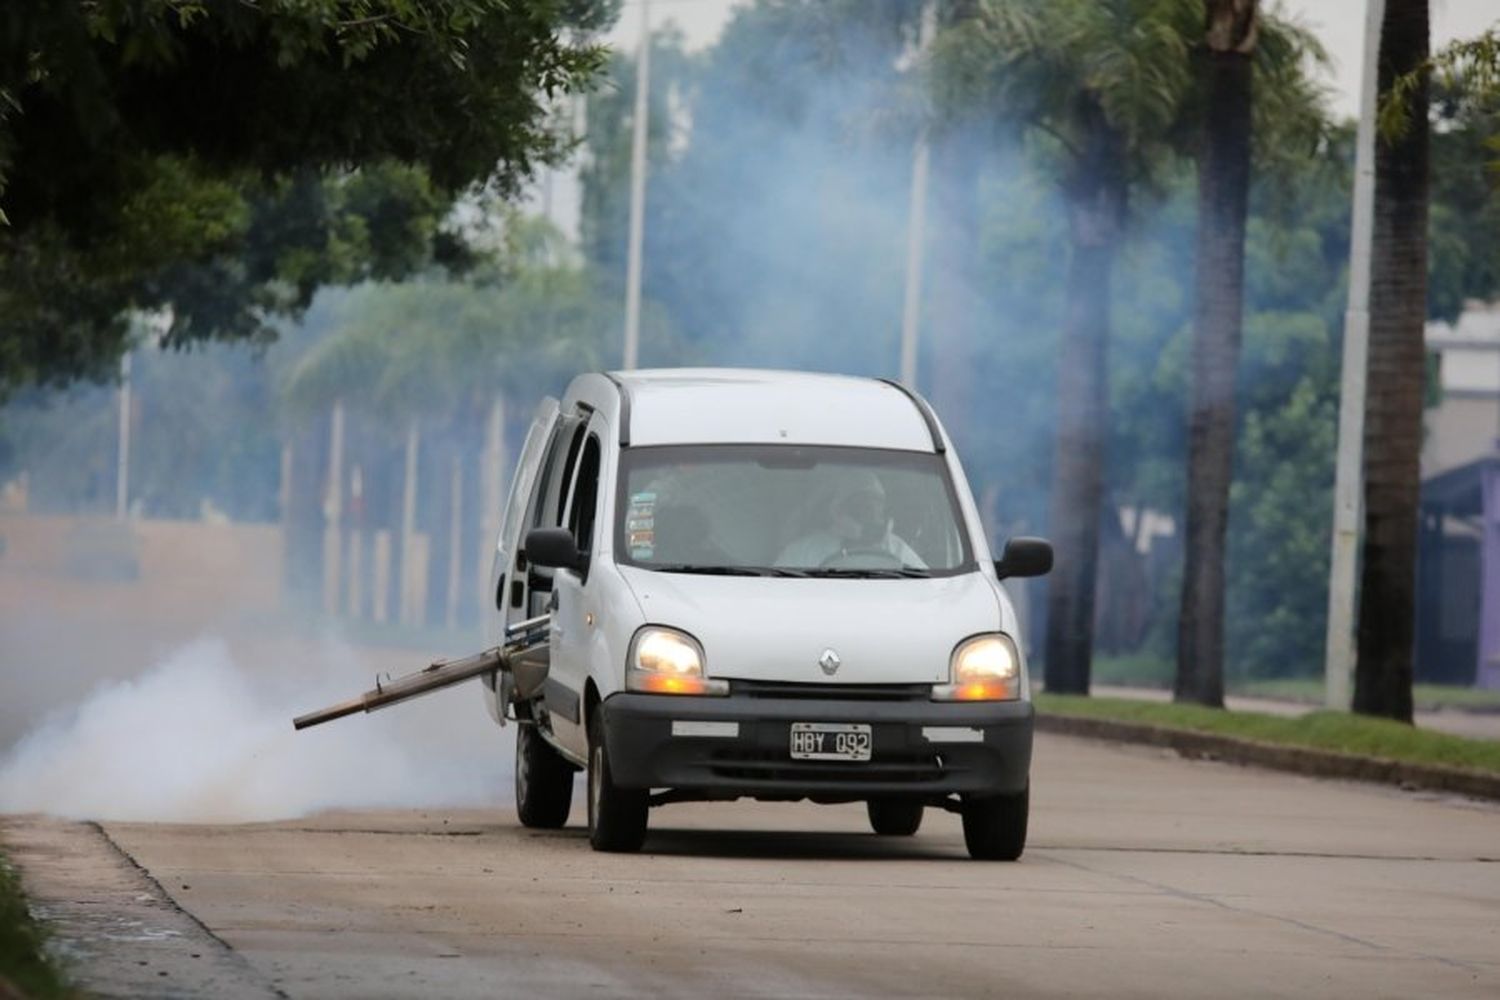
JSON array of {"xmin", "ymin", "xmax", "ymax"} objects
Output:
[{"xmin": 604, "ymin": 0, "xmax": 1500, "ymax": 119}]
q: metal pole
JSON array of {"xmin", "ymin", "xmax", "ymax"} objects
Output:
[
  {"xmin": 115, "ymin": 352, "xmax": 132, "ymax": 519},
  {"xmin": 323, "ymin": 400, "xmax": 345, "ymax": 617},
  {"xmin": 348, "ymin": 464, "xmax": 364, "ymax": 619},
  {"xmin": 1323, "ymin": 0, "xmax": 1385, "ymax": 710},
  {"xmin": 622, "ymin": 0, "xmax": 651, "ymax": 371},
  {"xmin": 446, "ymin": 453, "xmax": 463, "ymax": 630},
  {"xmin": 898, "ymin": 0, "xmax": 938, "ymax": 387},
  {"xmin": 400, "ymin": 420, "xmax": 420, "ymax": 626},
  {"xmin": 479, "ymin": 394, "xmax": 507, "ymax": 606}
]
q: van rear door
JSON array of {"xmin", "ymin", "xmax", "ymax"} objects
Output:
[{"xmin": 483, "ymin": 397, "xmax": 561, "ymax": 721}]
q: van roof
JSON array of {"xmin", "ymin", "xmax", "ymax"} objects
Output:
[{"xmin": 606, "ymin": 368, "xmax": 942, "ymax": 452}]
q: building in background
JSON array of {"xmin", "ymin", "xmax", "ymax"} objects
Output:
[{"xmin": 1420, "ymin": 302, "xmax": 1500, "ymax": 689}]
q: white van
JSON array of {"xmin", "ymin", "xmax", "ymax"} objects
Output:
[{"xmin": 483, "ymin": 369, "xmax": 1052, "ymax": 860}]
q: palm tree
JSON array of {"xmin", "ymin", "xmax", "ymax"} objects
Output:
[
  {"xmin": 1174, "ymin": 1, "xmax": 1258, "ymax": 708},
  {"xmin": 935, "ymin": 0, "xmax": 1326, "ymax": 696},
  {"xmin": 1175, "ymin": 1, "xmax": 1328, "ymax": 707},
  {"xmin": 933, "ymin": 0, "xmax": 1198, "ymax": 693},
  {"xmin": 1355, "ymin": 0, "xmax": 1429, "ymax": 723}
]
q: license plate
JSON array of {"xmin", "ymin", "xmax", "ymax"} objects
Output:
[{"xmin": 789, "ymin": 722, "xmax": 872, "ymax": 761}]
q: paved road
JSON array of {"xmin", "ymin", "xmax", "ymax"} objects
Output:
[{"xmin": 9, "ymin": 731, "xmax": 1500, "ymax": 999}]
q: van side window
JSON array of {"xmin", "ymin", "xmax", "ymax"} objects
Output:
[
  {"xmin": 528, "ymin": 417, "xmax": 583, "ymax": 535},
  {"xmin": 519, "ymin": 416, "xmax": 582, "ymax": 606},
  {"xmin": 565, "ymin": 435, "xmax": 603, "ymax": 557},
  {"xmin": 553, "ymin": 424, "xmax": 588, "ymax": 526}
]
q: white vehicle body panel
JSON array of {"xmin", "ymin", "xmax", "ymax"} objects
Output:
[
  {"xmin": 617, "ymin": 567, "xmax": 1011, "ymax": 686},
  {"xmin": 483, "ymin": 368, "xmax": 1035, "ymax": 741},
  {"xmin": 622, "ymin": 369, "xmax": 935, "ymax": 451}
]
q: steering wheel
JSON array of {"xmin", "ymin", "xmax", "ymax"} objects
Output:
[{"xmin": 818, "ymin": 548, "xmax": 904, "ymax": 570}]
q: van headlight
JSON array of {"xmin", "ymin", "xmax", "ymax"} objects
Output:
[
  {"xmin": 626, "ymin": 626, "xmax": 728, "ymax": 696},
  {"xmin": 932, "ymin": 633, "xmax": 1021, "ymax": 701}
]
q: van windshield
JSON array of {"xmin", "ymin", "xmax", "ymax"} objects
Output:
[{"xmin": 615, "ymin": 445, "xmax": 974, "ymax": 577}]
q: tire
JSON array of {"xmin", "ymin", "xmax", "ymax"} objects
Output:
[
  {"xmin": 866, "ymin": 798, "xmax": 924, "ymax": 836},
  {"xmin": 961, "ymin": 785, "xmax": 1029, "ymax": 861},
  {"xmin": 515, "ymin": 722, "xmax": 574, "ymax": 829},
  {"xmin": 587, "ymin": 711, "xmax": 649, "ymax": 852}
]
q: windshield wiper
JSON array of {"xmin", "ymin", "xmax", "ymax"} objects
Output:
[
  {"xmin": 646, "ymin": 563, "xmax": 768, "ymax": 576},
  {"xmin": 642, "ymin": 563, "xmax": 932, "ymax": 579},
  {"xmin": 802, "ymin": 567, "xmax": 934, "ymax": 579}
]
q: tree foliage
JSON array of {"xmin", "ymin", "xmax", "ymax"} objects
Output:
[
  {"xmin": 281, "ymin": 223, "xmax": 619, "ymax": 424},
  {"xmin": 1427, "ymin": 77, "xmax": 1500, "ymax": 319},
  {"xmin": 1, "ymin": 1, "xmax": 615, "ymax": 218},
  {"xmin": 0, "ymin": 0, "xmax": 616, "ymax": 396},
  {"xmin": 1380, "ymin": 24, "xmax": 1499, "ymax": 151},
  {"xmin": 581, "ymin": 0, "xmax": 927, "ymax": 371},
  {"xmin": 929, "ymin": 0, "xmax": 1199, "ymax": 190},
  {"xmin": 7, "ymin": 0, "xmax": 1500, "ymax": 685},
  {"xmin": 923, "ymin": 0, "xmax": 1326, "ymax": 694},
  {"xmin": 2, "ymin": 215, "xmax": 625, "ymax": 520}
]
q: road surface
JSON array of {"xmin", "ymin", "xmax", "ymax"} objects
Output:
[{"xmin": 6, "ymin": 731, "xmax": 1500, "ymax": 998}]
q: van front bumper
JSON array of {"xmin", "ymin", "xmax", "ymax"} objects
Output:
[{"xmin": 599, "ymin": 690, "xmax": 1032, "ymax": 800}]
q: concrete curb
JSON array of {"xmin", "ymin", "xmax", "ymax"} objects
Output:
[
  {"xmin": 1036, "ymin": 712, "xmax": 1500, "ymax": 802},
  {"xmin": 0, "ymin": 816, "xmax": 285, "ymax": 999}
]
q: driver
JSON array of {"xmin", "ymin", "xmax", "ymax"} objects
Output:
[{"xmin": 775, "ymin": 470, "xmax": 925, "ymax": 569}]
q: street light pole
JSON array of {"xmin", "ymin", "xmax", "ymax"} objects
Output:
[
  {"xmin": 1324, "ymin": 0, "xmax": 1386, "ymax": 710},
  {"xmin": 898, "ymin": 0, "xmax": 938, "ymax": 387},
  {"xmin": 115, "ymin": 351, "xmax": 132, "ymax": 520},
  {"xmin": 622, "ymin": 0, "xmax": 651, "ymax": 371}
]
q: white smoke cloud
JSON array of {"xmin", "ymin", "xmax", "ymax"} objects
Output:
[{"xmin": 0, "ymin": 636, "xmax": 522, "ymax": 823}]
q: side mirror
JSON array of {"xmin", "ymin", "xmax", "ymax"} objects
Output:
[
  {"xmin": 525, "ymin": 527, "xmax": 585, "ymax": 572},
  {"xmin": 995, "ymin": 537, "xmax": 1053, "ymax": 580}
]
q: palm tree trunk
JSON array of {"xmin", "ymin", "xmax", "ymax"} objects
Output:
[
  {"xmin": 1355, "ymin": 0, "xmax": 1428, "ymax": 723},
  {"xmin": 1175, "ymin": 1, "xmax": 1257, "ymax": 708},
  {"xmin": 1044, "ymin": 100, "xmax": 1124, "ymax": 695}
]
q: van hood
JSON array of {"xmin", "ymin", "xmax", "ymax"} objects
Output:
[{"xmin": 616, "ymin": 566, "xmax": 1003, "ymax": 685}]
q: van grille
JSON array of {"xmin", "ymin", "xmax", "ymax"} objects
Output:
[
  {"xmin": 708, "ymin": 748, "xmax": 944, "ymax": 784},
  {"xmin": 730, "ymin": 680, "xmax": 930, "ymax": 701}
]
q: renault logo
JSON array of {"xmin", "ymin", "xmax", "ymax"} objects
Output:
[{"xmin": 818, "ymin": 648, "xmax": 841, "ymax": 676}]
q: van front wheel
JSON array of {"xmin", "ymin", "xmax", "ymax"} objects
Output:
[
  {"xmin": 515, "ymin": 722, "xmax": 573, "ymax": 829},
  {"xmin": 587, "ymin": 712, "xmax": 648, "ymax": 852},
  {"xmin": 961, "ymin": 785, "xmax": 1028, "ymax": 860}
]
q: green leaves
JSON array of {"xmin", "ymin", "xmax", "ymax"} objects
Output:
[
  {"xmin": 0, "ymin": 0, "xmax": 617, "ymax": 396},
  {"xmin": 1426, "ymin": 78, "xmax": 1500, "ymax": 320},
  {"xmin": 1380, "ymin": 26, "xmax": 1500, "ymax": 148},
  {"xmin": 930, "ymin": 0, "xmax": 1325, "ymax": 191},
  {"xmin": 0, "ymin": 157, "xmax": 486, "ymax": 398},
  {"xmin": 933, "ymin": 0, "xmax": 1198, "ymax": 165},
  {"xmin": 280, "ymin": 262, "xmax": 615, "ymax": 423}
]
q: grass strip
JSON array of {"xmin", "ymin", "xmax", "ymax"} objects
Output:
[
  {"xmin": 1035, "ymin": 693, "xmax": 1500, "ymax": 775},
  {"xmin": 1235, "ymin": 679, "xmax": 1500, "ymax": 712},
  {"xmin": 1088, "ymin": 654, "xmax": 1500, "ymax": 713},
  {"xmin": 0, "ymin": 852, "xmax": 74, "ymax": 999}
]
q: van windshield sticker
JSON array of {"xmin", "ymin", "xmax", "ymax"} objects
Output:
[{"xmin": 627, "ymin": 491, "xmax": 656, "ymax": 558}]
